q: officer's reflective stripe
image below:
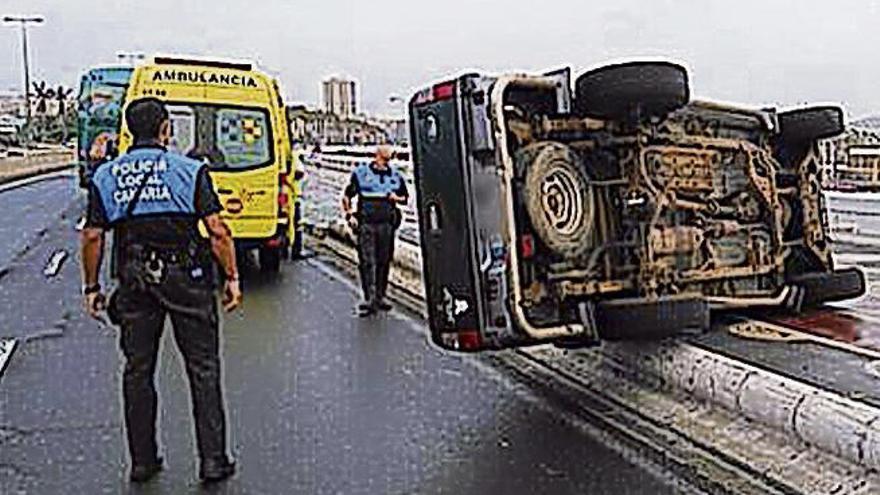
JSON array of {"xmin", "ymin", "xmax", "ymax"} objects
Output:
[{"xmin": 93, "ymin": 149, "xmax": 202, "ymax": 223}]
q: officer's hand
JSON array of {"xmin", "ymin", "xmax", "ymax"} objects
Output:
[
  {"xmin": 84, "ymin": 292, "xmax": 107, "ymax": 321},
  {"xmin": 388, "ymin": 193, "xmax": 406, "ymax": 204},
  {"xmin": 346, "ymin": 214, "xmax": 358, "ymax": 232},
  {"xmin": 223, "ymin": 279, "xmax": 243, "ymax": 312}
]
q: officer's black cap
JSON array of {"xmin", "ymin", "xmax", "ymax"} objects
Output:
[{"xmin": 125, "ymin": 98, "xmax": 169, "ymax": 142}]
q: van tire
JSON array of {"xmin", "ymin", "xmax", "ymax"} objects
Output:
[
  {"xmin": 789, "ymin": 267, "xmax": 865, "ymax": 308},
  {"xmin": 259, "ymin": 246, "xmax": 282, "ymax": 274},
  {"xmin": 777, "ymin": 106, "xmax": 845, "ymax": 143},
  {"xmin": 596, "ymin": 295, "xmax": 710, "ymax": 340},
  {"xmin": 517, "ymin": 141, "xmax": 594, "ymax": 259},
  {"xmin": 575, "ymin": 62, "xmax": 689, "ymax": 120}
]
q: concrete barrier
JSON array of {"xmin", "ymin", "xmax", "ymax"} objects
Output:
[
  {"xmin": 0, "ymin": 149, "xmax": 75, "ymax": 186},
  {"xmin": 602, "ymin": 340, "xmax": 880, "ymax": 469}
]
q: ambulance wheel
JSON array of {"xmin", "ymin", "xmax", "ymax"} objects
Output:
[
  {"xmin": 259, "ymin": 247, "xmax": 282, "ymax": 273},
  {"xmin": 291, "ymin": 231, "xmax": 304, "ymax": 260}
]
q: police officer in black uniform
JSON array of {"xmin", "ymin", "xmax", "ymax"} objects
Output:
[
  {"xmin": 342, "ymin": 145, "xmax": 408, "ymax": 317},
  {"xmin": 80, "ymin": 98, "xmax": 241, "ymax": 484}
]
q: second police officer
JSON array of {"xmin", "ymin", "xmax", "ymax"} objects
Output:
[{"xmin": 342, "ymin": 145, "xmax": 409, "ymax": 317}]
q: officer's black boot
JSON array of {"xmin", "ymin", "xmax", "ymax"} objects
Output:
[
  {"xmin": 358, "ymin": 301, "xmax": 376, "ymax": 317},
  {"xmin": 200, "ymin": 456, "xmax": 236, "ymax": 484},
  {"xmin": 130, "ymin": 457, "xmax": 164, "ymax": 483}
]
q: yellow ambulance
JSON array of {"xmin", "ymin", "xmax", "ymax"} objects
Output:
[{"xmin": 118, "ymin": 56, "xmax": 298, "ymax": 273}]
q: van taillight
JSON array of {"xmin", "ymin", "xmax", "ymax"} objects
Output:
[
  {"xmin": 278, "ymin": 174, "xmax": 290, "ymax": 207},
  {"xmin": 521, "ymin": 234, "xmax": 535, "ymax": 259},
  {"xmin": 432, "ymin": 82, "xmax": 455, "ymax": 101},
  {"xmin": 458, "ymin": 330, "xmax": 482, "ymax": 350},
  {"xmin": 413, "ymin": 81, "xmax": 456, "ymax": 106}
]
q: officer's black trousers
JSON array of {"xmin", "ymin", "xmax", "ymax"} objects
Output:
[
  {"xmin": 357, "ymin": 222, "xmax": 396, "ymax": 306},
  {"xmin": 113, "ymin": 266, "xmax": 228, "ymax": 466}
]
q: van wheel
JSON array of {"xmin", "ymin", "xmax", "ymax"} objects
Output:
[
  {"xmin": 575, "ymin": 61, "xmax": 689, "ymax": 120},
  {"xmin": 259, "ymin": 247, "xmax": 282, "ymax": 273},
  {"xmin": 777, "ymin": 106, "xmax": 844, "ymax": 144},
  {"xmin": 516, "ymin": 141, "xmax": 594, "ymax": 259}
]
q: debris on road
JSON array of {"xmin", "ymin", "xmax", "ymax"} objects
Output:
[
  {"xmin": 0, "ymin": 338, "xmax": 17, "ymax": 378},
  {"xmin": 43, "ymin": 249, "xmax": 68, "ymax": 278}
]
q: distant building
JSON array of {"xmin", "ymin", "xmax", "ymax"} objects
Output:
[
  {"xmin": 374, "ymin": 116, "xmax": 408, "ymax": 145},
  {"xmin": 322, "ymin": 77, "xmax": 357, "ymax": 118}
]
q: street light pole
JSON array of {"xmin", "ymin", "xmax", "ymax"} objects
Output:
[{"xmin": 3, "ymin": 15, "xmax": 44, "ymax": 147}]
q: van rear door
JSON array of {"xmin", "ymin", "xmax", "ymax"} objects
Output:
[
  {"xmin": 167, "ymin": 104, "xmax": 279, "ymax": 239},
  {"xmin": 410, "ymin": 80, "xmax": 488, "ymax": 351}
]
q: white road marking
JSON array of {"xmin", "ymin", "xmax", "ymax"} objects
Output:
[
  {"xmin": 0, "ymin": 169, "xmax": 74, "ymax": 194},
  {"xmin": 0, "ymin": 338, "xmax": 17, "ymax": 378},
  {"xmin": 43, "ymin": 250, "xmax": 68, "ymax": 277}
]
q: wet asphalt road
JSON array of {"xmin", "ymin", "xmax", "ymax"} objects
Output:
[
  {"xmin": 0, "ymin": 174, "xmax": 695, "ymax": 494},
  {"xmin": 0, "ymin": 175, "xmax": 77, "ymax": 266}
]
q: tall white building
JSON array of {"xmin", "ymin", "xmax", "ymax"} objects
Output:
[{"xmin": 322, "ymin": 77, "xmax": 357, "ymax": 118}]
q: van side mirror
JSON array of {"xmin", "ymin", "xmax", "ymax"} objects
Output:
[{"xmin": 294, "ymin": 169, "xmax": 304, "ymax": 180}]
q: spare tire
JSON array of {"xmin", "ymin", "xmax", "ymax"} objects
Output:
[
  {"xmin": 777, "ymin": 106, "xmax": 844, "ymax": 143},
  {"xmin": 516, "ymin": 142, "xmax": 594, "ymax": 259},
  {"xmin": 575, "ymin": 61, "xmax": 690, "ymax": 120}
]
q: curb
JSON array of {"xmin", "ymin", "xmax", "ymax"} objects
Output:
[
  {"xmin": 601, "ymin": 340, "xmax": 880, "ymax": 470},
  {"xmin": 0, "ymin": 162, "xmax": 75, "ymax": 188}
]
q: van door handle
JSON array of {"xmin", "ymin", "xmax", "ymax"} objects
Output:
[
  {"xmin": 428, "ymin": 203, "xmax": 441, "ymax": 233},
  {"xmin": 217, "ymin": 188, "xmax": 234, "ymax": 195}
]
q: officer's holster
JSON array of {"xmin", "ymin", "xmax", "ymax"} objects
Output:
[{"xmin": 108, "ymin": 243, "xmax": 205, "ymax": 326}]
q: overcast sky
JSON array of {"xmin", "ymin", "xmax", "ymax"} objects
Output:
[{"xmin": 3, "ymin": 0, "xmax": 880, "ymax": 118}]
